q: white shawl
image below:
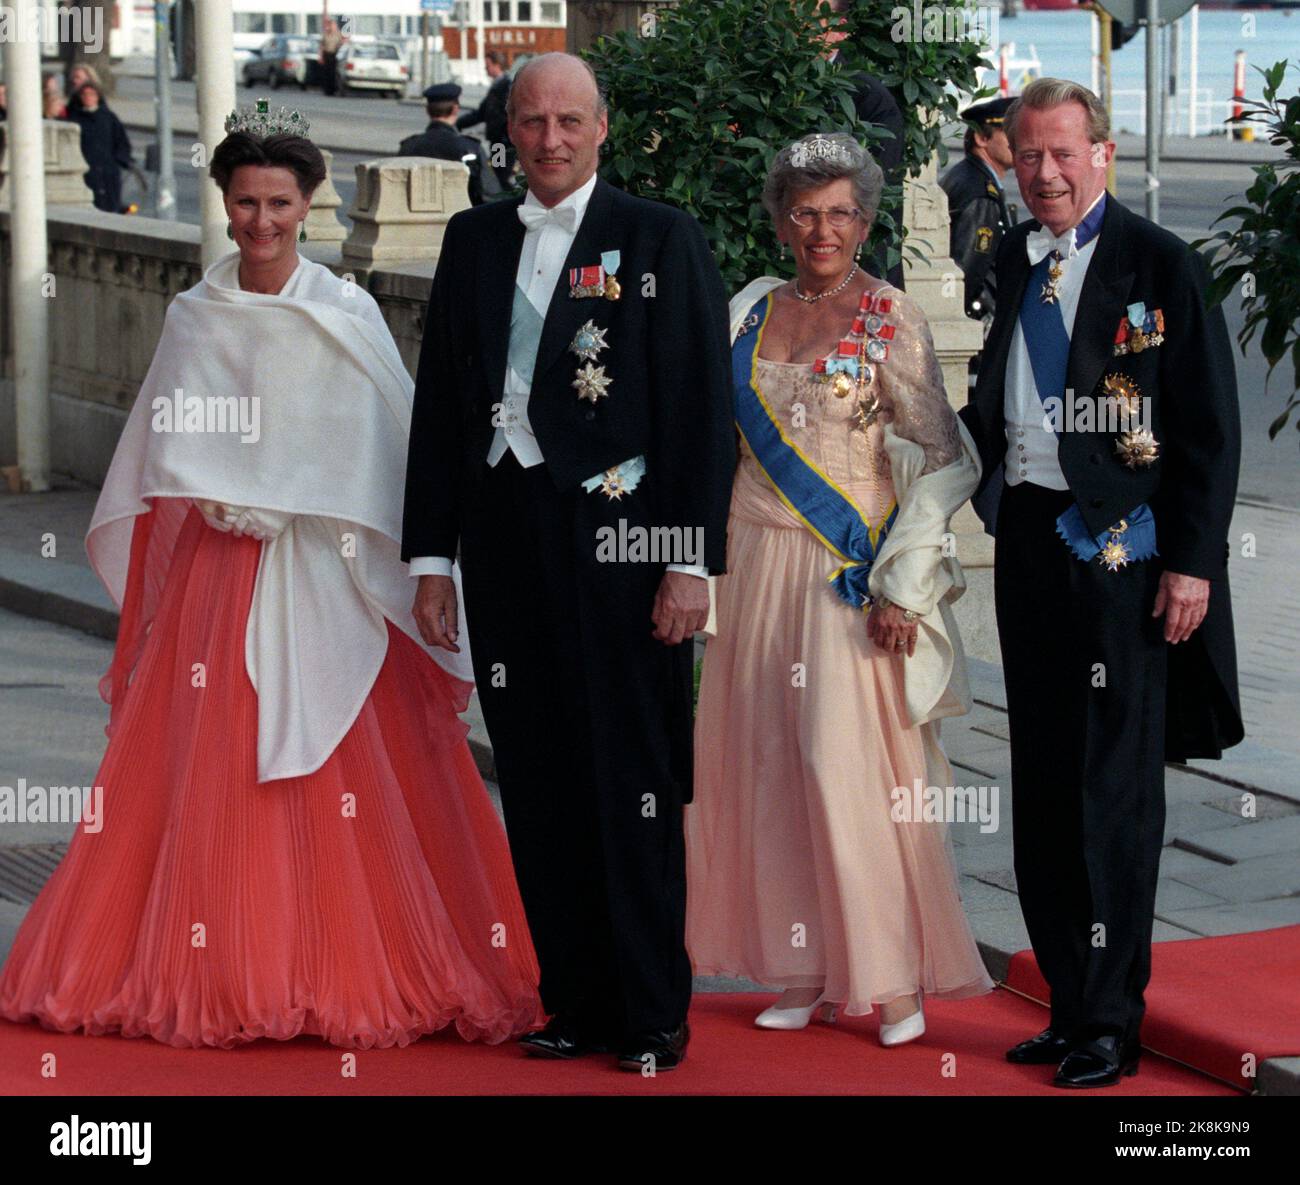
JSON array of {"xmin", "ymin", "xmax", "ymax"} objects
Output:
[
  {"xmin": 726, "ymin": 277, "xmax": 982, "ymax": 783},
  {"xmin": 88, "ymin": 251, "xmax": 473, "ymax": 782}
]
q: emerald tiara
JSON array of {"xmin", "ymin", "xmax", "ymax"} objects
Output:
[{"xmin": 224, "ymin": 97, "xmax": 311, "ymax": 138}]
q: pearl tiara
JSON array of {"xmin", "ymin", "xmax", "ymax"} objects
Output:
[
  {"xmin": 224, "ymin": 97, "xmax": 311, "ymax": 138},
  {"xmin": 789, "ymin": 134, "xmax": 853, "ymax": 169}
]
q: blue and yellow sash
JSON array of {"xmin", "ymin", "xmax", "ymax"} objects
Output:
[{"xmin": 733, "ymin": 294, "xmax": 897, "ymax": 610}]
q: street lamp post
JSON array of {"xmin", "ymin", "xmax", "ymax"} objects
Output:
[
  {"xmin": 195, "ymin": 0, "xmax": 236, "ymax": 265},
  {"xmin": 154, "ymin": 1, "xmax": 176, "ymax": 220},
  {"xmin": 3, "ymin": 0, "xmax": 51, "ymax": 492}
]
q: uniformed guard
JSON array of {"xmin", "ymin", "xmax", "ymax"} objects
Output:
[
  {"xmin": 398, "ymin": 83, "xmax": 497, "ymax": 207},
  {"xmin": 940, "ymin": 96, "xmax": 1017, "ymax": 323}
]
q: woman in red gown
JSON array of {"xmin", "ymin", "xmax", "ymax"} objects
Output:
[{"xmin": 0, "ymin": 105, "xmax": 542, "ymax": 1049}]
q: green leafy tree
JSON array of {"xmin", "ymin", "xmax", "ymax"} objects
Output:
[
  {"xmin": 1196, "ymin": 61, "xmax": 1300, "ymax": 447},
  {"xmin": 584, "ymin": 0, "xmax": 988, "ymax": 289}
]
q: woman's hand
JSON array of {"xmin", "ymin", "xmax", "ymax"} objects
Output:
[
  {"xmin": 867, "ymin": 599, "xmax": 919, "ymax": 658},
  {"xmin": 195, "ymin": 499, "xmax": 236, "ymax": 532}
]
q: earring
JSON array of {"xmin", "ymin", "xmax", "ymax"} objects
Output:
[
  {"xmin": 780, "ymin": 243, "xmax": 787, "ymax": 260},
  {"xmin": 226, "ymin": 220, "xmax": 234, "ymax": 240},
  {"xmin": 855, "ymin": 242, "xmax": 862, "ymax": 260},
  {"xmin": 298, "ymin": 222, "xmax": 307, "ymax": 243}
]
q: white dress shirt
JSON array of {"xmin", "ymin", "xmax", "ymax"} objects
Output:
[
  {"xmin": 1003, "ymin": 191, "xmax": 1104, "ymax": 490},
  {"xmin": 411, "ymin": 172, "xmax": 706, "ymax": 580}
]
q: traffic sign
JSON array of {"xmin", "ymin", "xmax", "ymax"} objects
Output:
[{"xmin": 1091, "ymin": 0, "xmax": 1197, "ymax": 26}]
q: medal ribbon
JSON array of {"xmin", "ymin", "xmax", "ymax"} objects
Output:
[{"xmin": 733, "ymin": 294, "xmax": 897, "ymax": 609}]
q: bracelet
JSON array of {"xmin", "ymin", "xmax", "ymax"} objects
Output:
[{"xmin": 876, "ymin": 595, "xmax": 919, "ymax": 624}]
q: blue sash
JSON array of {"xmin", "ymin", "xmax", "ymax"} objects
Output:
[
  {"xmin": 1017, "ymin": 213, "xmax": 1157, "ymax": 566},
  {"xmin": 733, "ymin": 294, "xmax": 897, "ymax": 609}
]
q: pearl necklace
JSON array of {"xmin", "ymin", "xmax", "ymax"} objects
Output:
[{"xmin": 793, "ymin": 263, "xmax": 859, "ymax": 304}]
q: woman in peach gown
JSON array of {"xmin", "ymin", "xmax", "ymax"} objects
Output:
[
  {"xmin": 0, "ymin": 106, "xmax": 541, "ymax": 1048},
  {"xmin": 686, "ymin": 134, "xmax": 993, "ymax": 1044}
]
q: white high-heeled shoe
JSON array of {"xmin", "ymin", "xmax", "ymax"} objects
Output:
[
  {"xmin": 754, "ymin": 989, "xmax": 839, "ymax": 1030},
  {"xmin": 878, "ymin": 993, "xmax": 925, "ymax": 1047}
]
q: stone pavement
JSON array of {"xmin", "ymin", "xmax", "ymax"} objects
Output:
[{"xmin": 1, "ymin": 482, "xmax": 1298, "ymax": 1092}]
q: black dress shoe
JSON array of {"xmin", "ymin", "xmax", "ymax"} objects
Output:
[
  {"xmin": 617, "ymin": 1022, "xmax": 689, "ymax": 1072},
  {"xmin": 1005, "ymin": 1027, "xmax": 1075, "ymax": 1065},
  {"xmin": 1052, "ymin": 1035, "xmax": 1141, "ymax": 1088},
  {"xmin": 519, "ymin": 1014, "xmax": 611, "ymax": 1060}
]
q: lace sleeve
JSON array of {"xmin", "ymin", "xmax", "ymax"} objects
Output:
[{"xmin": 877, "ymin": 290, "xmax": 963, "ymax": 474}]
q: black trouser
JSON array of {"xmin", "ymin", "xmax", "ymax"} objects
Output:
[
  {"xmin": 995, "ymin": 481, "xmax": 1168, "ymax": 1041},
  {"xmin": 458, "ymin": 452, "xmax": 694, "ymax": 1039}
]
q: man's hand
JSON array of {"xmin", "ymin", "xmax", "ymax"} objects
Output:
[
  {"xmin": 1152, "ymin": 569, "xmax": 1210, "ymax": 644},
  {"xmin": 651, "ymin": 570, "xmax": 709, "ymax": 645},
  {"xmin": 413, "ymin": 573, "xmax": 461, "ymax": 653}
]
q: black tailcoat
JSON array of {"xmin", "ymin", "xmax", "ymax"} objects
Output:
[
  {"xmin": 401, "ymin": 176, "xmax": 735, "ymax": 1038},
  {"xmin": 960, "ymin": 196, "xmax": 1243, "ymax": 761}
]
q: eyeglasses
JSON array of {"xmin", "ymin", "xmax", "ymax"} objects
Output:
[{"xmin": 787, "ymin": 205, "xmax": 862, "ymax": 229}]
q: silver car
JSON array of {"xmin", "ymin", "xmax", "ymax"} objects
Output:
[{"xmin": 335, "ymin": 41, "xmax": 409, "ymax": 99}]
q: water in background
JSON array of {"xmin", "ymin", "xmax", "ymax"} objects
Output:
[{"xmin": 975, "ymin": 6, "xmax": 1300, "ymax": 134}]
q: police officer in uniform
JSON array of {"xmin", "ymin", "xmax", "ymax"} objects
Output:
[
  {"xmin": 940, "ymin": 96, "xmax": 1017, "ymax": 322},
  {"xmin": 398, "ymin": 83, "xmax": 497, "ymax": 207}
]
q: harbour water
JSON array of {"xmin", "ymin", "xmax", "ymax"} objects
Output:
[{"xmin": 970, "ymin": 5, "xmax": 1300, "ymax": 133}]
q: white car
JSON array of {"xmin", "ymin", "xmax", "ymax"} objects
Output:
[{"xmin": 335, "ymin": 41, "xmax": 409, "ymax": 98}]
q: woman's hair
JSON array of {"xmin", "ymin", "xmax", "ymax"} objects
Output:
[
  {"xmin": 69, "ymin": 62, "xmax": 102, "ymax": 87},
  {"xmin": 209, "ymin": 132, "xmax": 328, "ymax": 198},
  {"xmin": 761, "ymin": 132, "xmax": 883, "ymax": 225}
]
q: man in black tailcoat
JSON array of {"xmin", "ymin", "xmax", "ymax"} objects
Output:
[
  {"xmin": 401, "ymin": 52, "xmax": 734, "ymax": 1071},
  {"xmin": 959, "ymin": 79, "xmax": 1242, "ymax": 1088}
]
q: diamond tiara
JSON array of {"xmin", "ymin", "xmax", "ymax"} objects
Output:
[
  {"xmin": 224, "ymin": 97, "xmax": 311, "ymax": 138},
  {"xmin": 789, "ymin": 134, "xmax": 853, "ymax": 169}
]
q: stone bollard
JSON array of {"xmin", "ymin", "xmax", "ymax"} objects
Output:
[
  {"xmin": 903, "ymin": 150, "xmax": 998, "ymax": 662},
  {"xmin": 342, "ymin": 156, "xmax": 470, "ymax": 267},
  {"xmin": 305, "ymin": 147, "xmax": 347, "ymax": 243},
  {"xmin": 0, "ymin": 120, "xmax": 94, "ymax": 209}
]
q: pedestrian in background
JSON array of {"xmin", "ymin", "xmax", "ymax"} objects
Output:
[
  {"xmin": 456, "ymin": 49, "xmax": 514, "ymax": 189},
  {"xmin": 320, "ymin": 17, "xmax": 343, "ymax": 97},
  {"xmin": 66, "ymin": 81, "xmax": 133, "ymax": 213},
  {"xmin": 43, "ymin": 72, "xmax": 68, "ymax": 120}
]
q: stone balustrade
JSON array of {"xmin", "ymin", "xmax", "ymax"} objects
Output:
[{"xmin": 0, "ymin": 120, "xmax": 95, "ymax": 209}]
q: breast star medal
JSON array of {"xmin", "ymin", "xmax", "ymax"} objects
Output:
[
  {"xmin": 569, "ymin": 320, "xmax": 609, "ymax": 363},
  {"xmin": 599, "ymin": 467, "xmax": 629, "ymax": 500},
  {"xmin": 573, "ymin": 361, "xmax": 612, "ymax": 403},
  {"xmin": 1040, "ymin": 250, "xmax": 1064, "ymax": 305},
  {"xmin": 1102, "ymin": 372, "xmax": 1143, "ymax": 421},
  {"xmin": 1115, "ymin": 427, "xmax": 1159, "ymax": 469}
]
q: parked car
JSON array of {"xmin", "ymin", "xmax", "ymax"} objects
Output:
[
  {"xmin": 241, "ymin": 35, "xmax": 322, "ymax": 90},
  {"xmin": 335, "ymin": 40, "xmax": 409, "ymax": 98}
]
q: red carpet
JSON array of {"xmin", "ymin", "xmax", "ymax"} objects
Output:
[
  {"xmin": 1, "ymin": 988, "xmax": 1237, "ymax": 1095},
  {"xmin": 1007, "ymin": 924, "xmax": 1300, "ymax": 1088}
]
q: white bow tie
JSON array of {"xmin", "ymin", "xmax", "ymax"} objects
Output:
[
  {"xmin": 518, "ymin": 201, "xmax": 579, "ymax": 233},
  {"xmin": 1026, "ymin": 224, "xmax": 1081, "ymax": 266}
]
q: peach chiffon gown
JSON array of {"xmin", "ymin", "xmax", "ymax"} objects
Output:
[
  {"xmin": 0, "ymin": 500, "xmax": 543, "ymax": 1048},
  {"xmin": 685, "ymin": 287, "xmax": 993, "ymax": 1016}
]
